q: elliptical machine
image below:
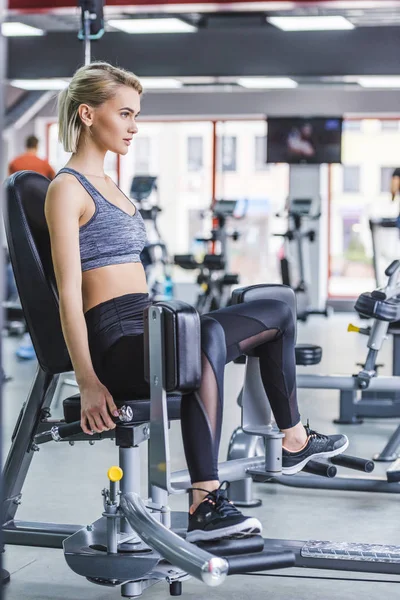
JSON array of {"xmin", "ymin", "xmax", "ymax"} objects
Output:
[
  {"xmin": 130, "ymin": 176, "xmax": 172, "ymax": 300},
  {"xmin": 174, "ymin": 199, "xmax": 246, "ymax": 314},
  {"xmin": 275, "ymin": 197, "xmax": 330, "ymax": 322}
]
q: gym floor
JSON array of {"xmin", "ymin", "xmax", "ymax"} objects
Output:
[{"xmin": 3, "ymin": 312, "xmax": 400, "ymax": 600}]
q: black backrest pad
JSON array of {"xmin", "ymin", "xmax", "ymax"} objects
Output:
[
  {"xmin": 5, "ymin": 172, "xmax": 71, "ymax": 374},
  {"xmin": 144, "ymin": 300, "xmax": 201, "ymax": 393}
]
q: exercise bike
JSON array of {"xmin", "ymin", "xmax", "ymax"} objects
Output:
[
  {"xmin": 130, "ymin": 175, "xmax": 172, "ymax": 300},
  {"xmin": 275, "ymin": 197, "xmax": 330, "ymax": 321},
  {"xmin": 174, "ymin": 199, "xmax": 246, "ymax": 314}
]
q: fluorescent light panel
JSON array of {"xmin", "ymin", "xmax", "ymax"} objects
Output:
[
  {"xmin": 2, "ymin": 22, "xmax": 45, "ymax": 36},
  {"xmin": 140, "ymin": 77, "xmax": 182, "ymax": 89},
  {"xmin": 267, "ymin": 16, "xmax": 355, "ymax": 31},
  {"xmin": 238, "ymin": 77, "xmax": 297, "ymax": 89},
  {"xmin": 357, "ymin": 76, "xmax": 400, "ymax": 89},
  {"xmin": 109, "ymin": 18, "xmax": 196, "ymax": 34},
  {"xmin": 11, "ymin": 79, "xmax": 69, "ymax": 91}
]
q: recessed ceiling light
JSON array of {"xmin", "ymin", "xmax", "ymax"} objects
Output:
[
  {"xmin": 357, "ymin": 76, "xmax": 400, "ymax": 88},
  {"xmin": 237, "ymin": 77, "xmax": 298, "ymax": 89},
  {"xmin": 10, "ymin": 79, "xmax": 69, "ymax": 91},
  {"xmin": 2, "ymin": 22, "xmax": 45, "ymax": 36},
  {"xmin": 108, "ymin": 18, "xmax": 196, "ymax": 34},
  {"xmin": 140, "ymin": 77, "xmax": 183, "ymax": 89},
  {"xmin": 267, "ymin": 16, "xmax": 355, "ymax": 31}
]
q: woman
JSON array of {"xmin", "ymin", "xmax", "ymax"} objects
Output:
[{"xmin": 45, "ymin": 62, "xmax": 348, "ymax": 544}]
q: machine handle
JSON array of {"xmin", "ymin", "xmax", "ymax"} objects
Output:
[
  {"xmin": 330, "ymin": 454, "xmax": 374, "ymax": 473},
  {"xmin": 303, "ymin": 460, "xmax": 337, "ymax": 478},
  {"xmin": 226, "ymin": 549, "xmax": 295, "ymax": 575},
  {"xmin": 36, "ymin": 406, "xmax": 133, "ymax": 442},
  {"xmin": 385, "ymin": 260, "xmax": 400, "ymax": 277}
]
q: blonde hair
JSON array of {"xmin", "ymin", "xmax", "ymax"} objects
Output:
[{"xmin": 58, "ymin": 61, "xmax": 142, "ymax": 153}]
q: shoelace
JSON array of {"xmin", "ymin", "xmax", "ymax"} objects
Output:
[
  {"xmin": 305, "ymin": 420, "xmax": 328, "ymax": 442},
  {"xmin": 190, "ymin": 481, "xmax": 241, "ymax": 517}
]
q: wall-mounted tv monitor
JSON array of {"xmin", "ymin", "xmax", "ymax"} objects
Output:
[{"xmin": 267, "ymin": 117, "xmax": 343, "ymax": 164}]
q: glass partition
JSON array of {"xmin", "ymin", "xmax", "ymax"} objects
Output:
[
  {"xmin": 215, "ymin": 120, "xmax": 289, "ymax": 286},
  {"xmin": 329, "ymin": 119, "xmax": 400, "ymax": 297}
]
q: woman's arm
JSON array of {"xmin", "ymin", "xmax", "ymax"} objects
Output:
[{"xmin": 45, "ymin": 176, "xmax": 118, "ymax": 434}]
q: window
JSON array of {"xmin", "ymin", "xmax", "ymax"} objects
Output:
[
  {"xmin": 343, "ymin": 120, "xmax": 362, "ymax": 132},
  {"xmin": 218, "ymin": 135, "xmax": 237, "ymax": 172},
  {"xmin": 134, "ymin": 136, "xmax": 151, "ymax": 174},
  {"xmin": 255, "ymin": 135, "xmax": 268, "ymax": 171},
  {"xmin": 380, "ymin": 120, "xmax": 400, "ymax": 132},
  {"xmin": 342, "ymin": 165, "xmax": 360, "ymax": 193},
  {"xmin": 187, "ymin": 136, "xmax": 203, "ymax": 172},
  {"xmin": 381, "ymin": 166, "xmax": 398, "ymax": 193}
]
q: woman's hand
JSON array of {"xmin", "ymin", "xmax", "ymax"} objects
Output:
[{"xmin": 80, "ymin": 379, "xmax": 119, "ymax": 435}]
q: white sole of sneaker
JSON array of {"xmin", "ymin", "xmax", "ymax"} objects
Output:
[
  {"xmin": 186, "ymin": 517, "xmax": 262, "ymax": 543},
  {"xmin": 282, "ymin": 436, "xmax": 349, "ymax": 476}
]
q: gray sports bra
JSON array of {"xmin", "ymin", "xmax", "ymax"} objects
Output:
[{"xmin": 56, "ymin": 167, "xmax": 147, "ymax": 272}]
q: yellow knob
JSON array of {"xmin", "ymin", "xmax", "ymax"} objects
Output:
[
  {"xmin": 107, "ymin": 466, "xmax": 123, "ymax": 482},
  {"xmin": 347, "ymin": 323, "xmax": 360, "ymax": 333}
]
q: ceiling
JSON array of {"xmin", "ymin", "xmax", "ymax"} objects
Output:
[
  {"xmin": 5, "ymin": 2, "xmax": 400, "ymax": 30},
  {"xmin": 5, "ymin": 1, "xmax": 400, "ymax": 96}
]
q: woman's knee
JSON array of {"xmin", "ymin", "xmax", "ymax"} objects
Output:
[{"xmin": 244, "ymin": 298, "xmax": 295, "ymax": 335}]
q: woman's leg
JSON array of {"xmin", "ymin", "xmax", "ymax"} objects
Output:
[
  {"xmin": 181, "ymin": 298, "xmax": 300, "ymax": 508},
  {"xmin": 181, "ymin": 298, "xmax": 347, "ymax": 509}
]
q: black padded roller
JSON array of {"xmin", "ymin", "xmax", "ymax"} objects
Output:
[
  {"xmin": 227, "ymin": 549, "xmax": 295, "ymax": 575},
  {"xmin": 330, "ymin": 454, "xmax": 375, "ymax": 473},
  {"xmin": 203, "ymin": 254, "xmax": 225, "ymax": 270},
  {"xmin": 385, "ymin": 260, "xmax": 400, "ymax": 277},
  {"xmin": 295, "ymin": 344, "xmax": 323, "ymax": 366},
  {"xmin": 174, "ymin": 254, "xmax": 199, "ymax": 270},
  {"xmin": 303, "ymin": 460, "xmax": 337, "ymax": 478},
  {"xmin": 222, "ymin": 273, "xmax": 240, "ymax": 286}
]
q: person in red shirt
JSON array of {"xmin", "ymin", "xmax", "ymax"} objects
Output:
[{"xmin": 8, "ymin": 135, "xmax": 56, "ymax": 179}]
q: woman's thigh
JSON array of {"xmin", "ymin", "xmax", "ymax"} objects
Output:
[
  {"xmin": 97, "ymin": 334, "xmax": 150, "ymax": 400},
  {"xmin": 201, "ymin": 299, "xmax": 289, "ymax": 347}
]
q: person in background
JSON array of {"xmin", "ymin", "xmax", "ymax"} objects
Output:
[
  {"xmin": 8, "ymin": 134, "xmax": 56, "ymax": 180},
  {"xmin": 391, "ymin": 168, "xmax": 400, "ymax": 203},
  {"xmin": 7, "ymin": 135, "xmax": 55, "ymax": 359}
]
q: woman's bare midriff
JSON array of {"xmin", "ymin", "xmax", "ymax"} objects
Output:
[{"xmin": 82, "ymin": 262, "xmax": 148, "ymax": 314}]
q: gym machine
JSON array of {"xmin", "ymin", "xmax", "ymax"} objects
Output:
[
  {"xmin": 369, "ymin": 217, "xmax": 399, "ymax": 288},
  {"xmin": 228, "ymin": 263, "xmax": 400, "ymax": 502},
  {"xmin": 130, "ymin": 176, "xmax": 172, "ymax": 300},
  {"xmin": 4, "ymin": 171, "xmax": 400, "ymax": 596},
  {"xmin": 174, "ymin": 199, "xmax": 245, "ymax": 314},
  {"xmin": 275, "ymin": 197, "xmax": 330, "ymax": 321}
]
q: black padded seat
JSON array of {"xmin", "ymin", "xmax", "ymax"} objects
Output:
[
  {"xmin": 63, "ymin": 393, "xmax": 182, "ymax": 424},
  {"xmin": 295, "ymin": 344, "xmax": 322, "ymax": 366}
]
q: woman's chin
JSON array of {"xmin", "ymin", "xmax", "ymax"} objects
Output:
[{"xmin": 112, "ymin": 145, "xmax": 129, "ymax": 156}]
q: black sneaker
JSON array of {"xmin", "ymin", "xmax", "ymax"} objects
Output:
[
  {"xmin": 186, "ymin": 481, "xmax": 262, "ymax": 543},
  {"xmin": 282, "ymin": 424, "xmax": 349, "ymax": 475}
]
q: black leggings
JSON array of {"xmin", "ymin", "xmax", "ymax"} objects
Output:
[{"xmin": 86, "ymin": 294, "xmax": 300, "ymax": 484}]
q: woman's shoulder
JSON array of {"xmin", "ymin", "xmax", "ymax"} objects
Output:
[
  {"xmin": 48, "ymin": 171, "xmax": 86, "ymax": 196},
  {"xmin": 45, "ymin": 171, "xmax": 87, "ymax": 215}
]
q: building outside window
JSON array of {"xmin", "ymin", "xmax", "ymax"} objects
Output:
[
  {"xmin": 255, "ymin": 135, "xmax": 268, "ymax": 171},
  {"xmin": 218, "ymin": 135, "xmax": 237, "ymax": 172},
  {"xmin": 187, "ymin": 136, "xmax": 203, "ymax": 172},
  {"xmin": 342, "ymin": 165, "xmax": 361, "ymax": 193}
]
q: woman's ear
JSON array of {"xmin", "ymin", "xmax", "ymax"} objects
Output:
[{"xmin": 78, "ymin": 103, "xmax": 94, "ymax": 127}]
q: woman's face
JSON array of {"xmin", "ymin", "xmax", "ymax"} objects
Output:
[{"xmin": 81, "ymin": 85, "xmax": 141, "ymax": 155}]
